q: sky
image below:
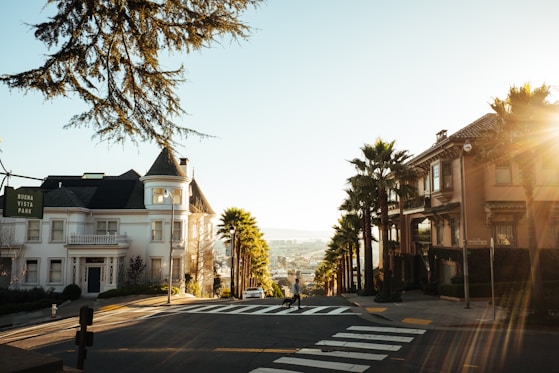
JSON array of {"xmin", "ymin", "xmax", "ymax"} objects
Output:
[{"xmin": 1, "ymin": 1, "xmax": 559, "ymax": 239}]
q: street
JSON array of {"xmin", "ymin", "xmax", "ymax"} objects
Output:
[{"xmin": 1, "ymin": 296, "xmax": 558, "ymax": 372}]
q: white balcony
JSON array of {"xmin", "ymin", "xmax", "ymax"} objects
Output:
[{"xmin": 68, "ymin": 233, "xmax": 130, "ymax": 248}]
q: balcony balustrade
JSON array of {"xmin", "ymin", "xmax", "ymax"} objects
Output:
[{"xmin": 68, "ymin": 233, "xmax": 124, "ymax": 245}]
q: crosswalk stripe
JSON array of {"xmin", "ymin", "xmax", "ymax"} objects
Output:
[
  {"xmin": 301, "ymin": 306, "xmax": 329, "ymax": 314},
  {"xmin": 227, "ymin": 305, "xmax": 261, "ymax": 314},
  {"xmin": 333, "ymin": 332, "xmax": 414, "ymax": 343},
  {"xmin": 181, "ymin": 304, "xmax": 223, "ymax": 312},
  {"xmin": 249, "ymin": 368, "xmax": 303, "ymax": 373},
  {"xmin": 316, "ymin": 339, "xmax": 401, "ymax": 351},
  {"xmin": 327, "ymin": 306, "xmax": 350, "ymax": 314},
  {"xmin": 347, "ymin": 325, "xmax": 426, "ymax": 335},
  {"xmin": 252, "ymin": 305, "xmax": 283, "ymax": 314},
  {"xmin": 297, "ymin": 348, "xmax": 387, "ymax": 361},
  {"xmin": 275, "ymin": 357, "xmax": 370, "ymax": 372},
  {"xmin": 164, "ymin": 304, "xmax": 356, "ymax": 316}
]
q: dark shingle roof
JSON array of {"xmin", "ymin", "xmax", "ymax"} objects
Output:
[
  {"xmin": 145, "ymin": 148, "xmax": 186, "ymax": 177},
  {"xmin": 189, "ymin": 179, "xmax": 215, "ymax": 214},
  {"xmin": 40, "ymin": 170, "xmax": 144, "ymax": 209}
]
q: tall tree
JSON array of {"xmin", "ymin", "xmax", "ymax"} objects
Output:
[
  {"xmin": 477, "ymin": 83, "xmax": 559, "ymax": 316},
  {"xmin": 217, "ymin": 207, "xmax": 270, "ymax": 298},
  {"xmin": 346, "ymin": 172, "xmax": 378, "ymax": 295},
  {"xmin": 339, "ymin": 190, "xmax": 364, "ymax": 291},
  {"xmin": 1, "ymin": 0, "xmax": 262, "ymax": 151},
  {"xmin": 358, "ymin": 139, "xmax": 412, "ymax": 301}
]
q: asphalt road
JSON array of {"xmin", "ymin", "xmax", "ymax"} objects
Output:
[{"xmin": 2, "ymin": 296, "xmax": 558, "ymax": 372}]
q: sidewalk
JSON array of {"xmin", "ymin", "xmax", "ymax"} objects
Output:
[
  {"xmin": 0, "ymin": 293, "xmax": 224, "ymax": 330},
  {"xmin": 342, "ymin": 289, "xmax": 508, "ymax": 329}
]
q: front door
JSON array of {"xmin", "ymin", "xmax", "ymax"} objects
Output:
[{"xmin": 87, "ymin": 267, "xmax": 101, "ymax": 293}]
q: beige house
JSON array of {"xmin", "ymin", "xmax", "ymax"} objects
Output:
[
  {"xmin": 0, "ymin": 149, "xmax": 216, "ymax": 297},
  {"xmin": 387, "ymin": 113, "xmax": 559, "ymax": 290}
]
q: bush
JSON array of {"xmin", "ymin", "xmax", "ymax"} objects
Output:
[
  {"xmin": 63, "ymin": 284, "xmax": 82, "ymax": 300},
  {"xmin": 98, "ymin": 284, "xmax": 174, "ymax": 299},
  {"xmin": 0, "ymin": 287, "xmax": 64, "ymax": 315}
]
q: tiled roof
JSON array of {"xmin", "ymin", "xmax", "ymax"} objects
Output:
[
  {"xmin": 408, "ymin": 113, "xmax": 498, "ymax": 167},
  {"xmin": 448, "ymin": 113, "xmax": 497, "ymax": 140},
  {"xmin": 145, "ymin": 148, "xmax": 186, "ymax": 177},
  {"xmin": 485, "ymin": 201, "xmax": 526, "ymax": 210},
  {"xmin": 189, "ymin": 179, "xmax": 215, "ymax": 214}
]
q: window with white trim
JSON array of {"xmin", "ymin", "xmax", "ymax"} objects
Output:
[
  {"xmin": 25, "ymin": 259, "xmax": 39, "ymax": 284},
  {"xmin": 152, "ymin": 188, "xmax": 182, "ymax": 205},
  {"xmin": 27, "ymin": 220, "xmax": 41, "ymax": 242},
  {"xmin": 172, "ymin": 219, "xmax": 183, "ymax": 241},
  {"xmin": 151, "ymin": 258, "xmax": 162, "ymax": 282},
  {"xmin": 151, "ymin": 221, "xmax": 163, "ymax": 241},
  {"xmin": 50, "ymin": 220, "xmax": 65, "ymax": 242},
  {"xmin": 152, "ymin": 188, "xmax": 165, "ymax": 204},
  {"xmin": 431, "ymin": 161, "xmax": 453, "ymax": 192},
  {"xmin": 172, "ymin": 258, "xmax": 180, "ymax": 281},
  {"xmin": 96, "ymin": 220, "xmax": 118, "ymax": 235},
  {"xmin": 48, "ymin": 259, "xmax": 63, "ymax": 284}
]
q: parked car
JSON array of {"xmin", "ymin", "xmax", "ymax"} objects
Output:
[{"xmin": 243, "ymin": 287, "xmax": 265, "ymax": 299}]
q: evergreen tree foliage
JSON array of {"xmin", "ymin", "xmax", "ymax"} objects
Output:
[{"xmin": 1, "ymin": 0, "xmax": 263, "ymax": 151}]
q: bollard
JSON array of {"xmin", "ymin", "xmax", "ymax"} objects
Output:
[{"xmin": 51, "ymin": 304, "xmax": 57, "ymax": 318}]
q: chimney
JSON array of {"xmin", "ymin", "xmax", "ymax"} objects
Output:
[
  {"xmin": 436, "ymin": 130, "xmax": 448, "ymax": 143},
  {"xmin": 180, "ymin": 158, "xmax": 189, "ymax": 177}
]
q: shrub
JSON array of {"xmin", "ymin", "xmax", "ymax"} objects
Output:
[
  {"xmin": 63, "ymin": 283, "xmax": 82, "ymax": 300},
  {"xmin": 98, "ymin": 284, "xmax": 173, "ymax": 298}
]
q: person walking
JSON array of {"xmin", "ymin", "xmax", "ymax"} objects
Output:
[{"xmin": 289, "ymin": 278, "xmax": 301, "ymax": 309}]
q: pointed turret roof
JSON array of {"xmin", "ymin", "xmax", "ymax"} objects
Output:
[
  {"xmin": 145, "ymin": 148, "xmax": 186, "ymax": 177},
  {"xmin": 189, "ymin": 179, "xmax": 215, "ymax": 214}
]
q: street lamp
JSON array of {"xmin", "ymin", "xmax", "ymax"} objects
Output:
[
  {"xmin": 229, "ymin": 226, "xmax": 236, "ymax": 298},
  {"xmin": 460, "ymin": 140, "xmax": 472, "ymax": 309},
  {"xmin": 164, "ymin": 189, "xmax": 175, "ymax": 305}
]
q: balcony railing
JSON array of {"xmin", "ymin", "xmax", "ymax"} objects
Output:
[{"xmin": 68, "ymin": 233, "xmax": 121, "ymax": 245}]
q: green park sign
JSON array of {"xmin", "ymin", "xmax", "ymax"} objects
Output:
[{"xmin": 3, "ymin": 186, "xmax": 44, "ymax": 219}]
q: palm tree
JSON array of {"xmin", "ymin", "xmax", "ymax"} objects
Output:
[
  {"xmin": 331, "ymin": 215, "xmax": 359, "ymax": 292},
  {"xmin": 217, "ymin": 207, "xmax": 271, "ymax": 298},
  {"xmin": 346, "ymin": 170, "xmax": 379, "ymax": 295},
  {"xmin": 477, "ymin": 83, "xmax": 559, "ymax": 316},
  {"xmin": 339, "ymin": 190, "xmax": 365, "ymax": 291},
  {"xmin": 359, "ymin": 139, "xmax": 412, "ymax": 302}
]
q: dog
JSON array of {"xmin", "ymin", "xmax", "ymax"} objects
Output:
[{"xmin": 281, "ymin": 297, "xmax": 293, "ymax": 307}]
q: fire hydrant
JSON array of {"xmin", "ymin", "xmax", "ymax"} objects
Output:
[{"xmin": 51, "ymin": 303, "xmax": 57, "ymax": 318}]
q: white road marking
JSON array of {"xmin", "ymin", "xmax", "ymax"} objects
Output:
[
  {"xmin": 333, "ymin": 332, "xmax": 414, "ymax": 343},
  {"xmin": 316, "ymin": 339, "xmax": 401, "ymax": 351},
  {"xmin": 297, "ymin": 347, "xmax": 387, "ymax": 361},
  {"xmin": 275, "ymin": 356, "xmax": 370, "ymax": 372},
  {"xmin": 348, "ymin": 325, "xmax": 426, "ymax": 335}
]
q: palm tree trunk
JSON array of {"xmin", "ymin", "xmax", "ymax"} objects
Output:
[
  {"xmin": 355, "ymin": 240, "xmax": 362, "ymax": 291},
  {"xmin": 363, "ymin": 207, "xmax": 374, "ymax": 294},
  {"xmin": 380, "ymin": 189, "xmax": 392, "ymax": 298}
]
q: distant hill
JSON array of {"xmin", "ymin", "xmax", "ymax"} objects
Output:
[{"xmin": 262, "ymin": 228, "xmax": 331, "ymax": 241}]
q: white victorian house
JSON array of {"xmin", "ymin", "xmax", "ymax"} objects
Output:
[{"xmin": 0, "ymin": 148, "xmax": 216, "ymax": 297}]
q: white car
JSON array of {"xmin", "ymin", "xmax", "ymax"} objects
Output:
[{"xmin": 243, "ymin": 287, "xmax": 265, "ymax": 299}]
